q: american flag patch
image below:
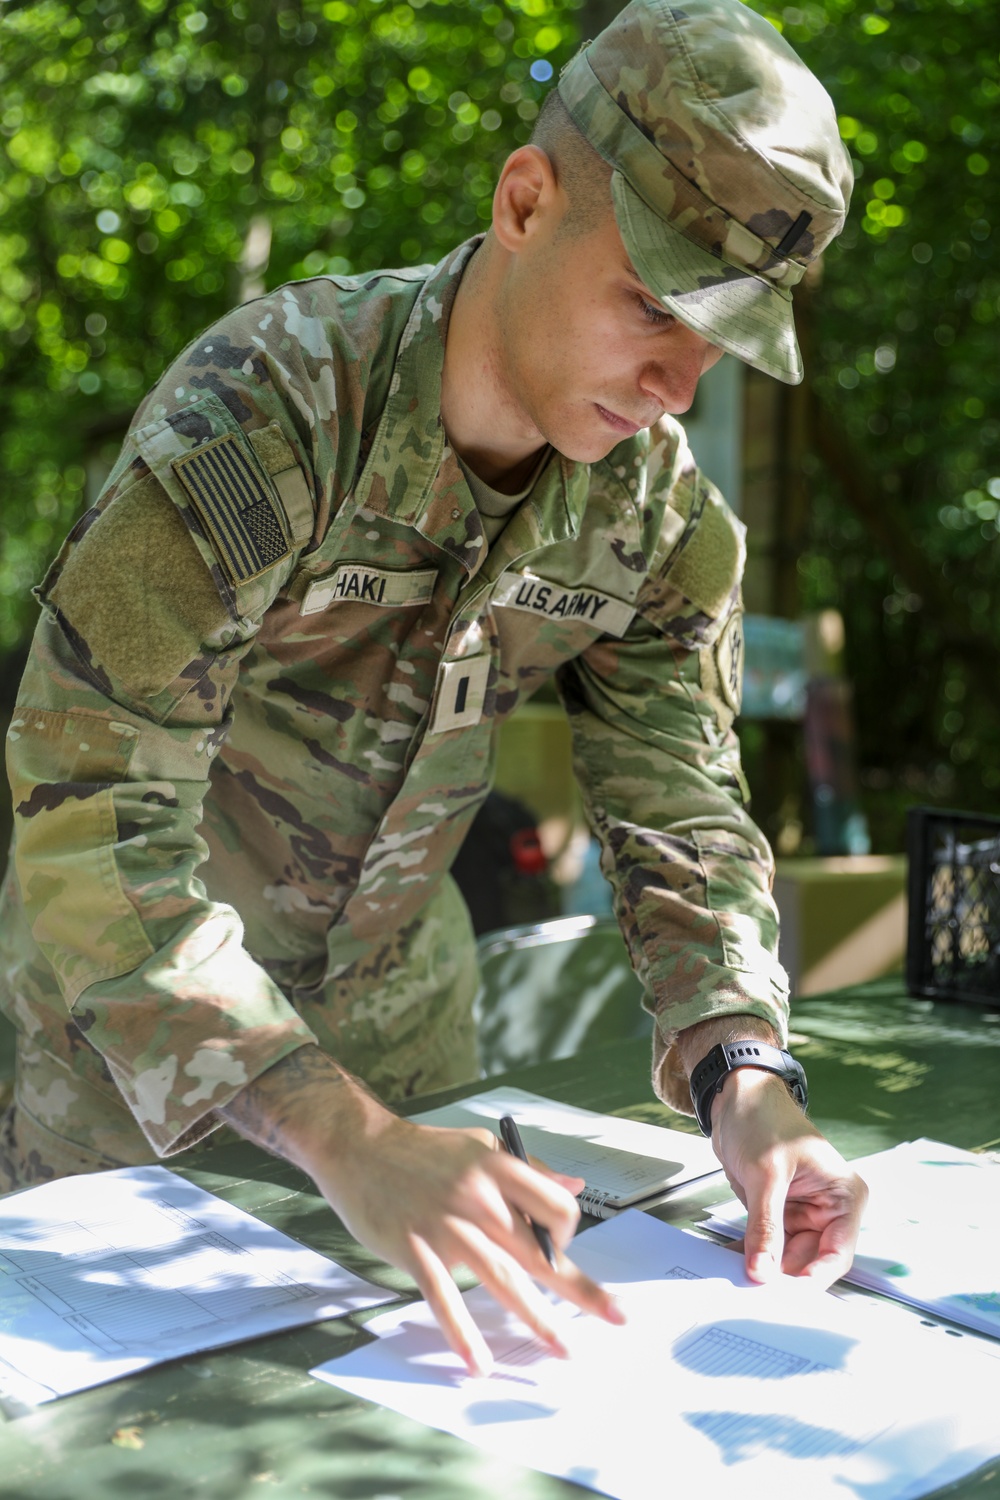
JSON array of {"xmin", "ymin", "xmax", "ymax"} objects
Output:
[{"xmin": 171, "ymin": 434, "xmax": 290, "ymax": 585}]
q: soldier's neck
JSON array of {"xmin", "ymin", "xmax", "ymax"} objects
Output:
[{"xmin": 441, "ymin": 237, "xmax": 548, "ymax": 495}]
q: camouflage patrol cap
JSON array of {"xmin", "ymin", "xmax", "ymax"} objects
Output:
[{"xmin": 557, "ymin": 0, "xmax": 853, "ymax": 384}]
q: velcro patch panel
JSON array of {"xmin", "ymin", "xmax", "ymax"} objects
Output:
[
  {"xmin": 493, "ymin": 571, "xmax": 634, "ymax": 637},
  {"xmin": 172, "ymin": 434, "xmax": 291, "ymax": 586},
  {"xmin": 428, "ymin": 655, "xmax": 490, "ymax": 735},
  {"xmin": 301, "ymin": 564, "xmax": 437, "ymax": 616}
]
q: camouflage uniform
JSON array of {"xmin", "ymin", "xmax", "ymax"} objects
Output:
[
  {"xmin": 3, "ymin": 0, "xmax": 855, "ymax": 1186},
  {"xmin": 0, "ymin": 238, "xmax": 787, "ymax": 1184}
]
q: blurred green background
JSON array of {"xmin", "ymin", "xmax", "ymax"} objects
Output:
[{"xmin": 1, "ymin": 0, "xmax": 997, "ymax": 861}]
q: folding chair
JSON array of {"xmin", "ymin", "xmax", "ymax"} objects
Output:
[{"xmin": 474, "ymin": 915, "xmax": 652, "ymax": 1076}]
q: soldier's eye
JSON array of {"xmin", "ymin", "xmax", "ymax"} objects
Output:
[{"xmin": 635, "ymin": 293, "xmax": 673, "ymax": 327}]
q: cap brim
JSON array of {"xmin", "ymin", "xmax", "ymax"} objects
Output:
[{"xmin": 612, "ymin": 173, "xmax": 804, "ymax": 386}]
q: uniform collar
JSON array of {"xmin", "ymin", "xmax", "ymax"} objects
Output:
[{"xmin": 353, "ymin": 237, "xmax": 590, "ymax": 574}]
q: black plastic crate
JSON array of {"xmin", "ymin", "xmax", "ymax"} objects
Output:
[{"xmin": 906, "ymin": 807, "xmax": 1000, "ymax": 1007}]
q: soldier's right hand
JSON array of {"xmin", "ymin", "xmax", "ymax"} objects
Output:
[{"xmin": 219, "ymin": 1045, "xmax": 625, "ymax": 1374}]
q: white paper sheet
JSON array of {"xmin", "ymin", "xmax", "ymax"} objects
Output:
[
  {"xmin": 702, "ymin": 1138, "xmax": 1000, "ymax": 1338},
  {"xmin": 0, "ymin": 1164, "xmax": 393, "ymax": 1405},
  {"xmin": 311, "ymin": 1211, "xmax": 1000, "ymax": 1500}
]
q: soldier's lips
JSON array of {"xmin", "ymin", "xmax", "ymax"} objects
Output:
[{"xmin": 594, "ymin": 403, "xmax": 643, "ymax": 435}]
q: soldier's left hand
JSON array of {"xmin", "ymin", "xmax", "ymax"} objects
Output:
[{"xmin": 708, "ymin": 1066, "xmax": 868, "ymax": 1287}]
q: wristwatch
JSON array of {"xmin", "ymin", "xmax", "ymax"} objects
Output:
[{"xmin": 689, "ymin": 1040, "xmax": 808, "ymax": 1137}]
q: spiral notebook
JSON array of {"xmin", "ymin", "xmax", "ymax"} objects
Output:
[{"xmin": 412, "ymin": 1086, "xmax": 720, "ymax": 1217}]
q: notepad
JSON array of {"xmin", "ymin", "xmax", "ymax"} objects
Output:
[
  {"xmin": 412, "ymin": 1086, "xmax": 720, "ymax": 1216},
  {"xmin": 701, "ymin": 1137, "xmax": 1000, "ymax": 1339}
]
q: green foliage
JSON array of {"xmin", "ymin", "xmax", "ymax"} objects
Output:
[
  {"xmin": 746, "ymin": 0, "xmax": 1000, "ymax": 833},
  {"xmin": 1, "ymin": 0, "xmax": 997, "ymax": 845},
  {"xmin": 0, "ymin": 0, "xmax": 578, "ymax": 650}
]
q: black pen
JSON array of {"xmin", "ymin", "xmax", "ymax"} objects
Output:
[{"xmin": 498, "ymin": 1114, "xmax": 557, "ymax": 1269}]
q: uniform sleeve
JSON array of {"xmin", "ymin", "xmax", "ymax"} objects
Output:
[
  {"xmin": 557, "ymin": 429, "xmax": 789, "ymax": 1116},
  {"xmin": 6, "ymin": 383, "xmax": 322, "ymax": 1157}
]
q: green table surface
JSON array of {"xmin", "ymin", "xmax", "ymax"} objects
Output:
[{"xmin": 2, "ymin": 977, "xmax": 999, "ymax": 1500}]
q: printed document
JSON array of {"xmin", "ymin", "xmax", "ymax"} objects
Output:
[
  {"xmin": 312, "ymin": 1211, "xmax": 1000, "ymax": 1500},
  {"xmin": 0, "ymin": 1164, "xmax": 392, "ymax": 1405},
  {"xmin": 702, "ymin": 1137, "xmax": 1000, "ymax": 1337}
]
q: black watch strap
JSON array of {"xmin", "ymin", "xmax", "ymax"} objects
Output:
[{"xmin": 689, "ymin": 1040, "xmax": 808, "ymax": 1137}]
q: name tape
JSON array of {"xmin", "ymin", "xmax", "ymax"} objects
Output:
[
  {"xmin": 301, "ymin": 564, "xmax": 437, "ymax": 616},
  {"xmin": 492, "ymin": 573, "xmax": 634, "ymax": 637}
]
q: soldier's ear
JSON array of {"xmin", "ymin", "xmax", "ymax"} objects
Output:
[{"xmin": 491, "ymin": 145, "xmax": 563, "ymax": 253}]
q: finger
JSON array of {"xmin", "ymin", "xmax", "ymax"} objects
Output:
[
  {"xmin": 800, "ymin": 1251, "xmax": 851, "ymax": 1289},
  {"xmin": 774, "ymin": 1170, "xmax": 867, "ymax": 1284},
  {"xmin": 526, "ymin": 1154, "xmax": 586, "ymax": 1195},
  {"xmin": 496, "ymin": 1208, "xmax": 626, "ymax": 1326},
  {"xmin": 799, "ymin": 1211, "xmax": 865, "ymax": 1288},
  {"xmin": 743, "ymin": 1170, "xmax": 789, "ymax": 1283},
  {"xmin": 455, "ymin": 1189, "xmax": 625, "ymax": 1330},
  {"xmin": 539, "ymin": 1245, "xmax": 627, "ymax": 1326},
  {"xmin": 406, "ymin": 1233, "xmax": 494, "ymax": 1377},
  {"xmin": 451, "ymin": 1219, "xmax": 574, "ymax": 1356},
  {"xmin": 454, "ymin": 1218, "xmax": 626, "ymax": 1350},
  {"xmin": 492, "ymin": 1153, "xmax": 582, "ymax": 1251},
  {"xmin": 781, "ymin": 1229, "xmax": 822, "ymax": 1277}
]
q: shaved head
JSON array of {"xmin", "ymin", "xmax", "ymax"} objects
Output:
[{"xmin": 530, "ymin": 90, "xmax": 613, "ymax": 238}]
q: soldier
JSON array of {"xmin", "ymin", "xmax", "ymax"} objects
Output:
[{"xmin": 2, "ymin": 0, "xmax": 866, "ymax": 1373}]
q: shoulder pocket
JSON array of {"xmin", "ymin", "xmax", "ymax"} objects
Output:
[
  {"xmin": 667, "ymin": 484, "xmax": 746, "ymax": 622},
  {"xmin": 43, "ymin": 466, "xmax": 237, "ymax": 705},
  {"xmin": 636, "ymin": 477, "xmax": 746, "ymax": 653}
]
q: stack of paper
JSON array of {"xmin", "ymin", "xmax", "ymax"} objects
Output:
[
  {"xmin": 413, "ymin": 1086, "xmax": 720, "ymax": 1215},
  {"xmin": 311, "ymin": 1210, "xmax": 1000, "ymax": 1500},
  {"xmin": 701, "ymin": 1137, "xmax": 1000, "ymax": 1338},
  {"xmin": 0, "ymin": 1165, "xmax": 392, "ymax": 1406}
]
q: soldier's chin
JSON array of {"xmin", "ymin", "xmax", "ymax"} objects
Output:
[{"xmin": 550, "ymin": 420, "xmax": 636, "ymax": 464}]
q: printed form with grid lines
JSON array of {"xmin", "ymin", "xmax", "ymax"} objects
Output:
[{"xmin": 312, "ymin": 1209, "xmax": 1000, "ymax": 1500}]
